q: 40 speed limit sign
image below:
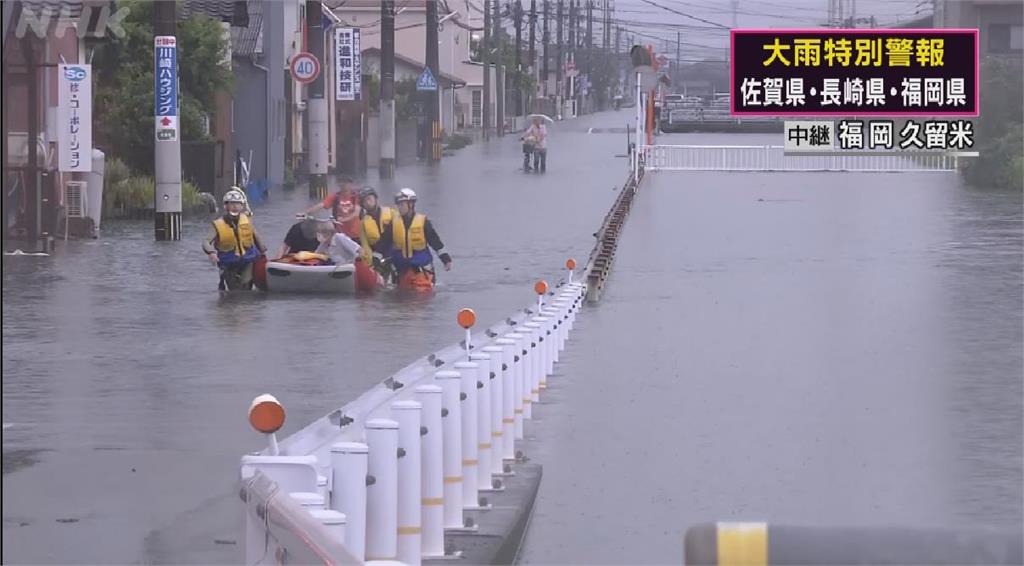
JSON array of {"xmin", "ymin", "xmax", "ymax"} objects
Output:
[{"xmin": 290, "ymin": 52, "xmax": 320, "ymax": 84}]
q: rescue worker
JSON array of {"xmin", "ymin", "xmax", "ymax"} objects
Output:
[
  {"xmin": 357, "ymin": 186, "xmax": 395, "ymax": 286},
  {"xmin": 303, "ymin": 175, "xmax": 361, "ymax": 239},
  {"xmin": 203, "ymin": 189, "xmax": 268, "ymax": 290},
  {"xmin": 357, "ymin": 186, "xmax": 394, "ymax": 258},
  {"xmin": 377, "ymin": 188, "xmax": 452, "ymax": 290}
]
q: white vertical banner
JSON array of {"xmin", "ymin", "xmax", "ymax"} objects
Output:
[
  {"xmin": 58, "ymin": 64, "xmax": 93, "ymax": 172},
  {"xmin": 335, "ymin": 27, "xmax": 356, "ymax": 101}
]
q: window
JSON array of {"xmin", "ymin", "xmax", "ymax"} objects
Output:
[
  {"xmin": 989, "ymin": 24, "xmax": 1023, "ymax": 53},
  {"xmin": 469, "ymin": 32, "xmax": 483, "ymax": 63},
  {"xmin": 471, "ymin": 89, "xmax": 482, "ymax": 126}
]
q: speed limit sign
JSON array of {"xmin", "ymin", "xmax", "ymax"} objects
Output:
[{"xmin": 290, "ymin": 52, "xmax": 320, "ymax": 84}]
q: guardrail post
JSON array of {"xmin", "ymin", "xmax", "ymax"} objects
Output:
[
  {"xmin": 503, "ymin": 332, "xmax": 527, "ymax": 439},
  {"xmin": 415, "ymin": 385, "xmax": 444, "ymax": 557},
  {"xmin": 454, "ymin": 361, "xmax": 480, "ymax": 509},
  {"xmin": 392, "ymin": 400, "xmax": 423, "ymax": 566},
  {"xmin": 433, "ymin": 370, "xmax": 464, "ymax": 529},
  {"xmin": 520, "ymin": 322, "xmax": 541, "ymax": 418},
  {"xmin": 309, "ymin": 509, "xmax": 347, "ymax": 549},
  {"xmin": 481, "ymin": 345, "xmax": 508, "ymax": 474},
  {"xmin": 317, "ymin": 475, "xmax": 329, "ymax": 504},
  {"xmin": 468, "ymin": 352, "xmax": 493, "ymax": 492},
  {"xmin": 365, "ymin": 418, "xmax": 400, "ymax": 561},
  {"xmin": 532, "ymin": 315, "xmax": 554, "ymax": 389},
  {"xmin": 493, "ymin": 338, "xmax": 518, "ymax": 461},
  {"xmin": 330, "ymin": 442, "xmax": 369, "ymax": 561},
  {"xmin": 290, "ymin": 491, "xmax": 326, "ymax": 510}
]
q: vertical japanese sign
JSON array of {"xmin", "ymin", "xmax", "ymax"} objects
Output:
[
  {"xmin": 58, "ymin": 64, "xmax": 92, "ymax": 172},
  {"xmin": 334, "ymin": 27, "xmax": 361, "ymax": 101},
  {"xmin": 731, "ymin": 29, "xmax": 978, "ymax": 116},
  {"xmin": 154, "ymin": 35, "xmax": 178, "ymax": 141}
]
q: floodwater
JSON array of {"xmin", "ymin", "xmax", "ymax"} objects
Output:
[
  {"xmin": 3, "ymin": 119, "xmax": 1021, "ymax": 565},
  {"xmin": 519, "ymin": 135, "xmax": 1024, "ymax": 564},
  {"xmin": 1, "ymin": 111, "xmax": 628, "ymax": 565}
]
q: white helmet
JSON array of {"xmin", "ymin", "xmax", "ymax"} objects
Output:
[
  {"xmin": 395, "ymin": 188, "xmax": 417, "ymax": 204},
  {"xmin": 223, "ymin": 189, "xmax": 247, "ymax": 204}
]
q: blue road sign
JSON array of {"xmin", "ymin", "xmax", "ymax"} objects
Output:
[{"xmin": 416, "ymin": 67, "xmax": 438, "ymax": 91}]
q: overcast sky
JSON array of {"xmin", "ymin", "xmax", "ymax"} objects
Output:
[{"xmin": 586, "ymin": 0, "xmax": 934, "ymax": 61}]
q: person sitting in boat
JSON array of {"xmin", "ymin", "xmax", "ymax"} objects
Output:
[
  {"xmin": 276, "ymin": 216, "xmax": 319, "ymax": 259},
  {"xmin": 303, "ymin": 176, "xmax": 361, "ymax": 240},
  {"xmin": 377, "ymin": 188, "xmax": 452, "ymax": 290},
  {"xmin": 314, "ymin": 220, "xmax": 362, "ymax": 266},
  {"xmin": 203, "ymin": 189, "xmax": 268, "ymax": 290}
]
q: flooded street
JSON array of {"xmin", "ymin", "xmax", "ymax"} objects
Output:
[
  {"xmin": 3, "ymin": 117, "xmax": 1021, "ymax": 565},
  {"xmin": 519, "ymin": 140, "xmax": 1023, "ymax": 564},
  {"xmin": 1, "ymin": 111, "xmax": 628, "ymax": 564}
]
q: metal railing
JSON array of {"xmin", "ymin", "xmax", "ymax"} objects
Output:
[
  {"xmin": 584, "ymin": 170, "xmax": 642, "ymax": 303},
  {"xmin": 241, "ymin": 277, "xmax": 589, "ymax": 565},
  {"xmin": 241, "ymin": 472, "xmax": 362, "ymax": 566},
  {"xmin": 642, "ymin": 145, "xmax": 959, "ymax": 173}
]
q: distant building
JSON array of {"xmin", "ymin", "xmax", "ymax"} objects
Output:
[
  {"xmin": 681, "ymin": 79, "xmax": 713, "ymax": 98},
  {"xmin": 939, "ymin": 0, "xmax": 1022, "ymax": 57},
  {"xmin": 330, "ymin": 0, "xmax": 498, "ymax": 132}
]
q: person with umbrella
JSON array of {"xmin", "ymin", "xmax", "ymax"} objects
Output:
[{"xmin": 522, "ymin": 114, "xmax": 552, "ymax": 172}]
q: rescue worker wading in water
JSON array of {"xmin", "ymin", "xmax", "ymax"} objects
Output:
[
  {"xmin": 357, "ymin": 186, "xmax": 395, "ymax": 281},
  {"xmin": 377, "ymin": 188, "xmax": 452, "ymax": 290},
  {"xmin": 203, "ymin": 189, "xmax": 268, "ymax": 290}
]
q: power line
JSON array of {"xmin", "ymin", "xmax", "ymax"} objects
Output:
[{"xmin": 632, "ymin": 0, "xmax": 730, "ymax": 29}]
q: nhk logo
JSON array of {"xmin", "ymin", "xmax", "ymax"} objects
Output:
[
  {"xmin": 14, "ymin": 4, "xmax": 130, "ymax": 40},
  {"xmin": 63, "ymin": 66, "xmax": 87, "ymax": 82}
]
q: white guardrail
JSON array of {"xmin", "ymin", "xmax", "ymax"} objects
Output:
[
  {"xmin": 240, "ymin": 268, "xmax": 588, "ymax": 566},
  {"xmin": 642, "ymin": 145, "xmax": 959, "ymax": 172}
]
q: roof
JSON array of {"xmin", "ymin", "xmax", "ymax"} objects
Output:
[
  {"xmin": 362, "ymin": 47, "xmax": 466, "ymax": 85},
  {"xmin": 17, "ymin": 0, "xmax": 84, "ymax": 20},
  {"xmin": 181, "ymin": 0, "xmax": 249, "ymax": 26},
  {"xmin": 230, "ymin": 0, "xmax": 262, "ymax": 57}
]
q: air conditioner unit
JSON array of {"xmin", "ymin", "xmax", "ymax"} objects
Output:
[{"xmin": 64, "ymin": 181, "xmax": 87, "ymax": 218}]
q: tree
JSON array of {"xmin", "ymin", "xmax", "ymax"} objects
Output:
[
  {"xmin": 962, "ymin": 56, "xmax": 1023, "ymax": 190},
  {"xmin": 92, "ymin": 0, "xmax": 232, "ymax": 174}
]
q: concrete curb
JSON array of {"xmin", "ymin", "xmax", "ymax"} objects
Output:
[{"xmin": 427, "ymin": 463, "xmax": 543, "ymax": 565}]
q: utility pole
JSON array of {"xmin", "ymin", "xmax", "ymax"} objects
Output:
[
  {"xmin": 154, "ymin": 0, "xmax": 182, "ymax": 241},
  {"xmin": 529, "ymin": 0, "xmax": 536, "ymax": 80},
  {"xmin": 483, "ymin": 0, "xmax": 492, "ymax": 139},
  {"xmin": 542, "ymin": 0, "xmax": 549, "ymax": 97},
  {"xmin": 585, "ymin": 0, "xmax": 592, "ymax": 74},
  {"xmin": 515, "ymin": 1, "xmax": 523, "ymax": 117},
  {"xmin": 556, "ymin": 0, "xmax": 564, "ymax": 110},
  {"xmin": 427, "ymin": 0, "xmax": 441, "ymax": 160},
  {"xmin": 676, "ymin": 31, "xmax": 680, "ymax": 84},
  {"xmin": 380, "ymin": 0, "xmax": 396, "ymax": 177},
  {"xmin": 494, "ymin": 0, "xmax": 504, "ymax": 136},
  {"xmin": 568, "ymin": 0, "xmax": 575, "ymax": 61},
  {"xmin": 305, "ymin": 1, "xmax": 329, "ymax": 199},
  {"xmin": 731, "ymin": 0, "xmax": 739, "ymax": 29}
]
